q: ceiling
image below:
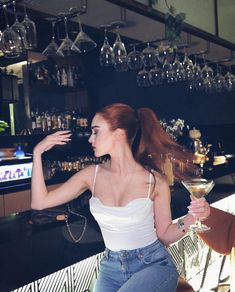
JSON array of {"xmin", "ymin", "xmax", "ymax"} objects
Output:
[{"xmin": 0, "ymin": 0, "xmax": 235, "ymax": 70}]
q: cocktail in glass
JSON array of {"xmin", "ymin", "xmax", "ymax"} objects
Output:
[{"xmin": 182, "ymin": 178, "xmax": 214, "ymax": 233}]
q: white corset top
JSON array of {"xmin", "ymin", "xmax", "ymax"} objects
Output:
[{"xmin": 89, "ymin": 165, "xmax": 158, "ymax": 251}]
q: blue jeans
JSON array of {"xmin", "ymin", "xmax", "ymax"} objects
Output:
[{"xmin": 93, "ymin": 240, "xmax": 179, "ymax": 292}]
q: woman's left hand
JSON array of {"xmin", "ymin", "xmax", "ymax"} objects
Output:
[{"xmin": 187, "ymin": 196, "xmax": 210, "ymax": 221}]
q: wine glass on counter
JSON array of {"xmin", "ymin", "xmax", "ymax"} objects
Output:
[{"xmin": 182, "ymin": 178, "xmax": 214, "ymax": 233}]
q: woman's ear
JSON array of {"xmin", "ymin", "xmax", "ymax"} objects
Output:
[{"xmin": 115, "ymin": 128, "xmax": 126, "ymax": 139}]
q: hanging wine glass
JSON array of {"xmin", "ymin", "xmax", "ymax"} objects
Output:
[
  {"xmin": 142, "ymin": 42, "xmax": 157, "ymax": 68},
  {"xmin": 172, "ymin": 54, "xmax": 184, "ymax": 82},
  {"xmin": 11, "ymin": 1, "xmax": 27, "ymax": 52},
  {"xmin": 0, "ymin": 29, "xmax": 4, "ymax": 56},
  {"xmin": 136, "ymin": 66, "xmax": 150, "ymax": 87},
  {"xmin": 213, "ymin": 63, "xmax": 225, "ymax": 93},
  {"xmin": 157, "ymin": 43, "xmax": 168, "ymax": 64},
  {"xmin": 182, "ymin": 52, "xmax": 194, "ymax": 81},
  {"xmin": 162, "ymin": 58, "xmax": 174, "ymax": 83},
  {"xmin": 224, "ymin": 70, "xmax": 235, "ymax": 92},
  {"xmin": 127, "ymin": 44, "xmax": 143, "ymax": 70},
  {"xmin": 149, "ymin": 65, "xmax": 163, "ymax": 86},
  {"xmin": 21, "ymin": 2, "xmax": 37, "ymax": 49},
  {"xmin": 57, "ymin": 17, "xmax": 80, "ymax": 57},
  {"xmin": 1, "ymin": 4, "xmax": 21, "ymax": 58},
  {"xmin": 42, "ymin": 21, "xmax": 61, "ymax": 57},
  {"xmin": 99, "ymin": 28, "xmax": 114, "ymax": 66},
  {"xmin": 112, "ymin": 29, "xmax": 128, "ymax": 72},
  {"xmin": 72, "ymin": 15, "xmax": 97, "ymax": 53}
]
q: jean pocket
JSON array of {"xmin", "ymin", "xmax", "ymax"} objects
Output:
[{"xmin": 138, "ymin": 246, "xmax": 176, "ymax": 268}]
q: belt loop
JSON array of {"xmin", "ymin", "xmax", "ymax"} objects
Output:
[{"xmin": 105, "ymin": 248, "xmax": 110, "ymax": 259}]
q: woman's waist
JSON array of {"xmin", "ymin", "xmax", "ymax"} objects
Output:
[{"xmin": 101, "ymin": 229, "xmax": 158, "ymax": 251}]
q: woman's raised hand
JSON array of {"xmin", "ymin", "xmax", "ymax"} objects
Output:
[
  {"xmin": 187, "ymin": 196, "xmax": 211, "ymax": 221},
  {"xmin": 33, "ymin": 131, "xmax": 72, "ymax": 156}
]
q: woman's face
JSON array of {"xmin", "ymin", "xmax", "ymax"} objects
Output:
[{"xmin": 88, "ymin": 114, "xmax": 117, "ymax": 157}]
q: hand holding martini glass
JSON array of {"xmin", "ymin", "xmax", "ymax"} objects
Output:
[{"xmin": 182, "ymin": 178, "xmax": 214, "ymax": 233}]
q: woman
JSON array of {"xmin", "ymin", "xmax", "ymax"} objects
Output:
[{"xmin": 31, "ymin": 103, "xmax": 210, "ymax": 292}]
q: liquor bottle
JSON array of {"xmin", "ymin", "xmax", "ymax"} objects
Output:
[
  {"xmin": 55, "ymin": 65, "xmax": 61, "ymax": 86},
  {"xmin": 31, "ymin": 111, "xmax": 36, "ymax": 132},
  {"xmin": 61, "ymin": 67, "xmax": 68, "ymax": 86},
  {"xmin": 67, "ymin": 66, "xmax": 74, "ymax": 87},
  {"xmin": 46, "ymin": 111, "xmax": 52, "ymax": 132},
  {"xmin": 71, "ymin": 110, "xmax": 77, "ymax": 132},
  {"xmin": 41, "ymin": 112, "xmax": 47, "ymax": 132}
]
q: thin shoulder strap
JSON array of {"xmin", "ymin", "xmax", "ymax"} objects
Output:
[
  {"xmin": 147, "ymin": 171, "xmax": 153, "ymax": 198},
  {"xmin": 92, "ymin": 164, "xmax": 99, "ymax": 195}
]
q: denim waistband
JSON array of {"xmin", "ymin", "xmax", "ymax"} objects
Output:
[{"xmin": 104, "ymin": 239, "xmax": 162, "ymax": 259}]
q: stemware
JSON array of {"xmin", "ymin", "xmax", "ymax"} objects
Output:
[
  {"xmin": 99, "ymin": 28, "xmax": 114, "ymax": 66},
  {"xmin": 1, "ymin": 4, "xmax": 21, "ymax": 58},
  {"xmin": 162, "ymin": 58, "xmax": 174, "ymax": 83},
  {"xmin": 0, "ymin": 29, "xmax": 4, "ymax": 56},
  {"xmin": 127, "ymin": 44, "xmax": 143, "ymax": 70},
  {"xmin": 172, "ymin": 55, "xmax": 184, "ymax": 82},
  {"xmin": 136, "ymin": 66, "xmax": 150, "ymax": 87},
  {"xmin": 21, "ymin": 2, "xmax": 37, "ymax": 49},
  {"xmin": 57, "ymin": 17, "xmax": 80, "ymax": 57},
  {"xmin": 11, "ymin": 1, "xmax": 27, "ymax": 52},
  {"xmin": 112, "ymin": 30, "xmax": 128, "ymax": 72},
  {"xmin": 182, "ymin": 53, "xmax": 194, "ymax": 81},
  {"xmin": 142, "ymin": 42, "xmax": 157, "ymax": 68},
  {"xmin": 42, "ymin": 21, "xmax": 61, "ymax": 57},
  {"xmin": 72, "ymin": 15, "xmax": 97, "ymax": 53},
  {"xmin": 182, "ymin": 178, "xmax": 214, "ymax": 233},
  {"xmin": 224, "ymin": 71, "xmax": 235, "ymax": 92},
  {"xmin": 213, "ymin": 64, "xmax": 225, "ymax": 93},
  {"xmin": 149, "ymin": 65, "xmax": 163, "ymax": 86}
]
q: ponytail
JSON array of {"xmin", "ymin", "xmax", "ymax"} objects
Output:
[{"xmin": 134, "ymin": 108, "xmax": 196, "ymax": 181}]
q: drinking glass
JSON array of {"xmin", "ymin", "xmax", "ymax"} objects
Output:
[
  {"xmin": 0, "ymin": 30, "xmax": 4, "ymax": 56},
  {"xmin": 1, "ymin": 4, "xmax": 21, "ymax": 58},
  {"xmin": 162, "ymin": 59, "xmax": 174, "ymax": 83},
  {"xmin": 224, "ymin": 71, "xmax": 235, "ymax": 92},
  {"xmin": 149, "ymin": 65, "xmax": 162, "ymax": 86},
  {"xmin": 136, "ymin": 66, "xmax": 150, "ymax": 87},
  {"xmin": 11, "ymin": 1, "xmax": 27, "ymax": 52},
  {"xmin": 72, "ymin": 15, "xmax": 97, "ymax": 53},
  {"xmin": 42, "ymin": 21, "xmax": 61, "ymax": 57},
  {"xmin": 172, "ymin": 55, "xmax": 184, "ymax": 82},
  {"xmin": 213, "ymin": 64, "xmax": 225, "ymax": 93},
  {"xmin": 142, "ymin": 42, "xmax": 157, "ymax": 68},
  {"xmin": 127, "ymin": 44, "xmax": 143, "ymax": 70},
  {"xmin": 57, "ymin": 17, "xmax": 80, "ymax": 57},
  {"xmin": 99, "ymin": 28, "xmax": 114, "ymax": 66},
  {"xmin": 182, "ymin": 53, "xmax": 194, "ymax": 81},
  {"xmin": 182, "ymin": 178, "xmax": 214, "ymax": 233},
  {"xmin": 21, "ymin": 2, "xmax": 37, "ymax": 49},
  {"xmin": 112, "ymin": 30, "xmax": 128, "ymax": 72}
]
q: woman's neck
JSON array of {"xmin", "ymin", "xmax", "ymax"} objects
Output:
[{"xmin": 108, "ymin": 145, "xmax": 141, "ymax": 176}]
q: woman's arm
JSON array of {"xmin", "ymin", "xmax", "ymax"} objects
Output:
[
  {"xmin": 31, "ymin": 131, "xmax": 94, "ymax": 210},
  {"xmin": 153, "ymin": 173, "xmax": 210, "ymax": 246}
]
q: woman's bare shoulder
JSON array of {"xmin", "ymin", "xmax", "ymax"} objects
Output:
[{"xmin": 152, "ymin": 171, "xmax": 170, "ymax": 195}]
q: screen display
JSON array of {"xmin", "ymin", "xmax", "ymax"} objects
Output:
[{"xmin": 0, "ymin": 162, "xmax": 32, "ymax": 184}]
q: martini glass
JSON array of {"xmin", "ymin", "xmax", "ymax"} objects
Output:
[{"xmin": 182, "ymin": 178, "xmax": 214, "ymax": 233}]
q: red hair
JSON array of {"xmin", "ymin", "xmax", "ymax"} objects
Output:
[{"xmin": 97, "ymin": 103, "xmax": 196, "ymax": 181}]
